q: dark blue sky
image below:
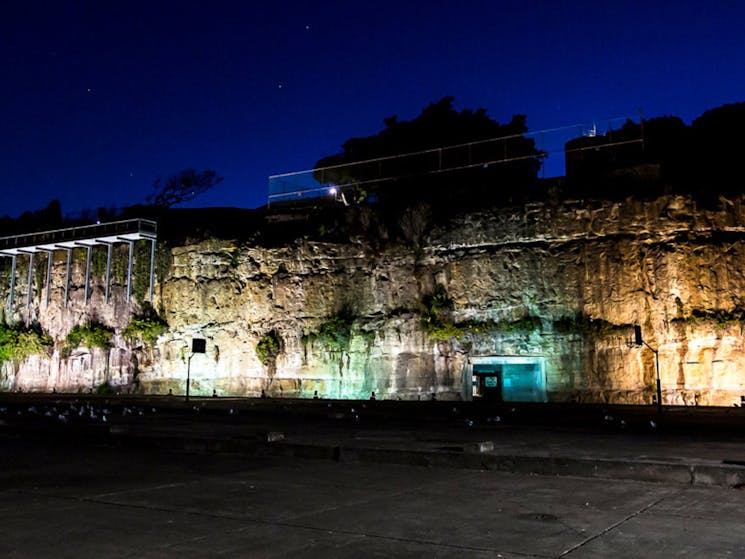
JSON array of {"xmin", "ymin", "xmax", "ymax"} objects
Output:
[{"xmin": 2, "ymin": 0, "xmax": 744, "ymax": 218}]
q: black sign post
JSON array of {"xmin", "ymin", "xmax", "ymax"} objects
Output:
[{"xmin": 186, "ymin": 338, "xmax": 206, "ymax": 402}]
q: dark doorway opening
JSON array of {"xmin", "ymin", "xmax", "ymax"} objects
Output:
[{"xmin": 473, "ymin": 365, "xmax": 503, "ymax": 401}]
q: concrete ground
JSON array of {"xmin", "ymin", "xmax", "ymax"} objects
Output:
[
  {"xmin": 1, "ymin": 438, "xmax": 744, "ymax": 558},
  {"xmin": 6, "ymin": 395, "xmax": 745, "ymax": 487},
  {"xmin": 2, "ymin": 396, "xmax": 745, "ymax": 557}
]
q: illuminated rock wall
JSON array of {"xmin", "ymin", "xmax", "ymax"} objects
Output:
[{"xmin": 3, "ymin": 194, "xmax": 745, "ymax": 405}]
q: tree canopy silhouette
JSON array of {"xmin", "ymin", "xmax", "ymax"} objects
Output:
[
  {"xmin": 564, "ymin": 101, "xmax": 745, "ymax": 200},
  {"xmin": 689, "ymin": 101, "xmax": 745, "ymax": 191},
  {"xmin": 147, "ymin": 168, "xmax": 223, "ymax": 208},
  {"xmin": 313, "ymin": 97, "xmax": 543, "ymax": 205},
  {"xmin": 0, "ymin": 199, "xmax": 62, "ymax": 235}
]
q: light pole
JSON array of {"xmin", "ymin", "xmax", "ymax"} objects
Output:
[
  {"xmin": 186, "ymin": 353, "xmax": 194, "ymax": 403},
  {"xmin": 186, "ymin": 338, "xmax": 206, "ymax": 403},
  {"xmin": 631, "ymin": 325, "xmax": 662, "ymax": 413}
]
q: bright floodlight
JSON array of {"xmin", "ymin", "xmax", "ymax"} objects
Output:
[{"xmin": 328, "ymin": 187, "xmax": 337, "ymax": 196}]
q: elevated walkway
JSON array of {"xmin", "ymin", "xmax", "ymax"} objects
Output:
[
  {"xmin": 0, "ymin": 219, "xmax": 156, "ymax": 255},
  {"xmin": 0, "ymin": 219, "xmax": 157, "ymax": 316}
]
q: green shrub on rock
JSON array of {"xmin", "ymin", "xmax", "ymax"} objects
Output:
[
  {"xmin": 302, "ymin": 309, "xmax": 355, "ymax": 353},
  {"xmin": 419, "ymin": 285, "xmax": 543, "ymax": 341},
  {"xmin": 256, "ymin": 330, "xmax": 283, "ymax": 365},
  {"xmin": 0, "ymin": 323, "xmax": 53, "ymax": 364},
  {"xmin": 123, "ymin": 305, "xmax": 168, "ymax": 346},
  {"xmin": 64, "ymin": 323, "xmax": 114, "ymax": 356}
]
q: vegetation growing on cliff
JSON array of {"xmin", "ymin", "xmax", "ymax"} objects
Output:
[
  {"xmin": 255, "ymin": 330, "xmax": 283, "ymax": 365},
  {"xmin": 671, "ymin": 307, "xmax": 745, "ymax": 328},
  {"xmin": 64, "ymin": 322, "xmax": 114, "ymax": 356},
  {"xmin": 420, "ymin": 291, "xmax": 636, "ymax": 342},
  {"xmin": 34, "ymin": 253, "xmax": 46, "ymax": 294},
  {"xmin": 303, "ymin": 311, "xmax": 354, "ymax": 352},
  {"xmin": 552, "ymin": 312, "xmax": 630, "ymax": 336},
  {"xmin": 224, "ymin": 245, "xmax": 243, "ymax": 269},
  {"xmin": 123, "ymin": 305, "xmax": 168, "ymax": 346},
  {"xmin": 425, "ymin": 315, "xmax": 545, "ymax": 341},
  {"xmin": 91, "ymin": 245, "xmax": 108, "ymax": 277},
  {"xmin": 419, "ymin": 285, "xmax": 458, "ymax": 339},
  {"xmin": 133, "ymin": 240, "xmax": 153, "ymax": 301},
  {"xmin": 316, "ymin": 314, "xmax": 353, "ymax": 351},
  {"xmin": 419, "ymin": 285, "xmax": 543, "ymax": 340},
  {"xmin": 95, "ymin": 381, "xmax": 116, "ymax": 395},
  {"xmin": 0, "ymin": 323, "xmax": 53, "ymax": 364}
]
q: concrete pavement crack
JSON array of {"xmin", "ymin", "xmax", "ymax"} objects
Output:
[{"xmin": 555, "ymin": 489, "xmax": 684, "ymax": 558}]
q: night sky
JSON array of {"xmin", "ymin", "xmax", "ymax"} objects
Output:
[{"xmin": 2, "ymin": 0, "xmax": 745, "ymax": 219}]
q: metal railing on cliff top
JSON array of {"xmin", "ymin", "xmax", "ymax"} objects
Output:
[{"xmin": 268, "ymin": 116, "xmax": 643, "ymax": 204}]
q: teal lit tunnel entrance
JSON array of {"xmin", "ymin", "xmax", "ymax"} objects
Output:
[{"xmin": 465, "ymin": 356, "xmax": 547, "ymax": 402}]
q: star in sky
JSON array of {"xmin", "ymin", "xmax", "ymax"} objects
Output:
[{"xmin": 1, "ymin": 1, "xmax": 744, "ymax": 219}]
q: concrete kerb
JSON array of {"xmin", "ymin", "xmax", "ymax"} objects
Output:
[
  {"xmin": 252, "ymin": 440, "xmax": 745, "ymax": 488},
  {"xmin": 99, "ymin": 427, "xmax": 745, "ymax": 488},
  {"xmin": 691, "ymin": 463, "xmax": 745, "ymax": 487},
  {"xmin": 7, "ymin": 419, "xmax": 745, "ymax": 488}
]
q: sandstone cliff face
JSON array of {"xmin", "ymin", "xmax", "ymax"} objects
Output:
[{"xmin": 3, "ymin": 195, "xmax": 745, "ymax": 406}]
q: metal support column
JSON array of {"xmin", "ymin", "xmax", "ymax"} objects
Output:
[
  {"xmin": 84, "ymin": 245, "xmax": 92, "ymax": 305},
  {"xmin": 45, "ymin": 250, "xmax": 53, "ymax": 307},
  {"xmin": 126, "ymin": 240, "xmax": 134, "ymax": 304},
  {"xmin": 105, "ymin": 243, "xmax": 112, "ymax": 304},
  {"xmin": 26, "ymin": 252, "xmax": 34, "ymax": 311},
  {"xmin": 64, "ymin": 248, "xmax": 71, "ymax": 307},
  {"xmin": 149, "ymin": 238, "xmax": 156, "ymax": 302},
  {"xmin": 7, "ymin": 255, "xmax": 16, "ymax": 315}
]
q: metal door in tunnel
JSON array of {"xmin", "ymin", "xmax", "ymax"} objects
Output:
[{"xmin": 472, "ymin": 364, "xmax": 503, "ymax": 401}]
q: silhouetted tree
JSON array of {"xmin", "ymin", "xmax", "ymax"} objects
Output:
[
  {"xmin": 689, "ymin": 102, "xmax": 745, "ymax": 193},
  {"xmin": 564, "ymin": 102, "xmax": 745, "ymax": 201},
  {"xmin": 147, "ymin": 168, "xmax": 223, "ymax": 208},
  {"xmin": 565, "ymin": 115, "xmax": 695, "ymax": 198},
  {"xmin": 0, "ymin": 199, "xmax": 63, "ymax": 235}
]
